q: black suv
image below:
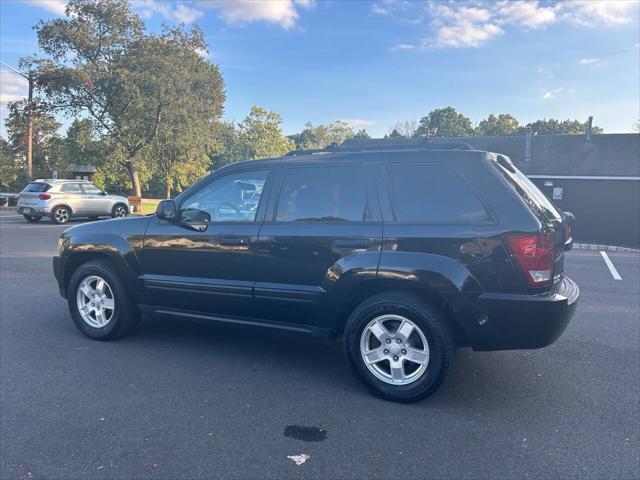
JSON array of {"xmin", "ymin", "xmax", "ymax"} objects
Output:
[{"xmin": 53, "ymin": 138, "xmax": 579, "ymax": 402}]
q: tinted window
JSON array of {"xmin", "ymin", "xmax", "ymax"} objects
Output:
[
  {"xmin": 385, "ymin": 164, "xmax": 490, "ymax": 223},
  {"xmin": 276, "ymin": 165, "xmax": 368, "ymax": 222},
  {"xmin": 82, "ymin": 183, "xmax": 103, "ymax": 194},
  {"xmin": 23, "ymin": 183, "xmax": 50, "ymax": 192},
  {"xmin": 60, "ymin": 183, "xmax": 83, "ymax": 193},
  {"xmin": 181, "ymin": 170, "xmax": 267, "ymax": 223},
  {"xmin": 494, "ymin": 160, "xmax": 561, "ymax": 221}
]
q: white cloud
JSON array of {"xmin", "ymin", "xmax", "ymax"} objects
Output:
[
  {"xmin": 579, "ymin": 57, "xmax": 599, "ymax": 65},
  {"xmin": 21, "ymin": 0, "xmax": 66, "ymax": 16},
  {"xmin": 339, "ymin": 118, "xmax": 375, "ymax": 128},
  {"xmin": 390, "ymin": 43, "xmax": 417, "ymax": 52},
  {"xmin": 204, "ymin": 0, "xmax": 311, "ymax": 29},
  {"xmin": 385, "ymin": 0, "xmax": 639, "ymax": 50},
  {"xmin": 0, "ymin": 72, "xmax": 28, "ymax": 104},
  {"xmin": 495, "ymin": 1, "xmax": 556, "ymax": 29},
  {"xmin": 134, "ymin": 0, "xmax": 203, "ymax": 24},
  {"xmin": 542, "ymin": 87, "xmax": 563, "ymax": 100},
  {"xmin": 558, "ymin": 0, "xmax": 637, "ymax": 26}
]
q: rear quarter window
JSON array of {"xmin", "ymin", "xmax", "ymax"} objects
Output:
[
  {"xmin": 385, "ymin": 164, "xmax": 491, "ymax": 224},
  {"xmin": 22, "ymin": 183, "xmax": 51, "ymax": 193}
]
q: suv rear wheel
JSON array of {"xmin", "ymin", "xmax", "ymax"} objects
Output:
[
  {"xmin": 343, "ymin": 291, "xmax": 455, "ymax": 403},
  {"xmin": 52, "ymin": 206, "xmax": 71, "ymax": 224},
  {"xmin": 67, "ymin": 260, "xmax": 140, "ymax": 340}
]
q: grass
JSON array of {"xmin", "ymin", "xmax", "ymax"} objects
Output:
[{"xmin": 138, "ymin": 199, "xmax": 161, "ymax": 215}]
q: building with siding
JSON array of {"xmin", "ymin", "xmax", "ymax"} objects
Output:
[{"xmin": 433, "ymin": 133, "xmax": 640, "ymax": 248}]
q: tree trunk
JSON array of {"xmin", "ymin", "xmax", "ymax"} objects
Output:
[
  {"xmin": 165, "ymin": 182, "xmax": 171, "ymax": 200},
  {"xmin": 125, "ymin": 160, "xmax": 142, "ymax": 198}
]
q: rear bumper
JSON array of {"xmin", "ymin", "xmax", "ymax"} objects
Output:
[{"xmin": 466, "ymin": 276, "xmax": 579, "ymax": 351}]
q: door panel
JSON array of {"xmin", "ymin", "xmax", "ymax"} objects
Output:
[
  {"xmin": 141, "ymin": 169, "xmax": 270, "ymax": 317},
  {"xmin": 81, "ymin": 183, "xmax": 111, "ymax": 214},
  {"xmin": 255, "ymin": 163, "xmax": 382, "ymax": 328}
]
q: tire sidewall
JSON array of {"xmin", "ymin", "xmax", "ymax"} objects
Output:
[
  {"xmin": 112, "ymin": 204, "xmax": 128, "ymax": 218},
  {"xmin": 345, "ymin": 298, "xmax": 448, "ymax": 402},
  {"xmin": 67, "ymin": 263, "xmax": 124, "ymax": 340},
  {"xmin": 52, "ymin": 206, "xmax": 70, "ymax": 224}
]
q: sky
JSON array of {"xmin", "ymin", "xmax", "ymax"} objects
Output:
[{"xmin": 0, "ymin": 0, "xmax": 639, "ymax": 138}]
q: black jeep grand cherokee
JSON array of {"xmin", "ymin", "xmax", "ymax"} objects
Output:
[{"xmin": 54, "ymin": 138, "xmax": 579, "ymax": 402}]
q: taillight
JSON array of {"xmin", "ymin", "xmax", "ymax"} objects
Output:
[
  {"xmin": 505, "ymin": 233, "xmax": 555, "ymax": 286},
  {"xmin": 39, "ymin": 193, "xmax": 51, "ymax": 200}
]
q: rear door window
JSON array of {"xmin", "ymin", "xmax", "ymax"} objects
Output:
[
  {"xmin": 60, "ymin": 183, "xmax": 83, "ymax": 193},
  {"xmin": 385, "ymin": 164, "xmax": 491, "ymax": 223},
  {"xmin": 23, "ymin": 183, "xmax": 51, "ymax": 192},
  {"xmin": 275, "ymin": 165, "xmax": 369, "ymax": 222}
]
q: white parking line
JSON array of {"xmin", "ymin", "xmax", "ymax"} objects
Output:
[{"xmin": 600, "ymin": 251, "xmax": 622, "ymax": 280}]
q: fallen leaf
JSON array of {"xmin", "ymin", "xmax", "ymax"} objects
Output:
[{"xmin": 287, "ymin": 454, "xmax": 310, "ymax": 466}]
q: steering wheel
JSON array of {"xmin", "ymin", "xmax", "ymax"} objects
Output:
[{"xmin": 215, "ymin": 202, "xmax": 242, "ymax": 220}]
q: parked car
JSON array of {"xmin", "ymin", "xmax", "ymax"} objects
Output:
[
  {"xmin": 53, "ymin": 139, "xmax": 579, "ymax": 402},
  {"xmin": 17, "ymin": 179, "xmax": 130, "ymax": 224}
]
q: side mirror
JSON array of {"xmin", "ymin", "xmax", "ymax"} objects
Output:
[
  {"xmin": 563, "ymin": 211, "xmax": 576, "ymax": 225},
  {"xmin": 156, "ymin": 200, "xmax": 178, "ymax": 222}
]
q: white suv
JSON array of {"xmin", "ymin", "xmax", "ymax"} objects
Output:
[{"xmin": 17, "ymin": 180, "xmax": 131, "ymax": 224}]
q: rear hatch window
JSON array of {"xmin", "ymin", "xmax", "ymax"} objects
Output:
[
  {"xmin": 22, "ymin": 182, "xmax": 51, "ymax": 193},
  {"xmin": 493, "ymin": 156, "xmax": 560, "ymax": 223}
]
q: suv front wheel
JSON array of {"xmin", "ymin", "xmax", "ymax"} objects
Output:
[
  {"xmin": 343, "ymin": 291, "xmax": 455, "ymax": 403},
  {"xmin": 67, "ymin": 260, "xmax": 140, "ymax": 340}
]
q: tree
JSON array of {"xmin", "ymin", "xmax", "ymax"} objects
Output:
[
  {"xmin": 414, "ymin": 107, "xmax": 474, "ymax": 137},
  {"xmin": 0, "ymin": 137, "xmax": 24, "ymax": 191},
  {"xmin": 4, "ymin": 99, "xmax": 61, "ymax": 175},
  {"xmin": 30, "ymin": 0, "xmax": 225, "ymax": 197},
  {"xmin": 523, "ymin": 118, "xmax": 603, "ymax": 135},
  {"xmin": 389, "ymin": 120, "xmax": 418, "ymax": 138},
  {"xmin": 476, "ymin": 114, "xmax": 520, "ymax": 136},
  {"xmin": 353, "ymin": 129, "xmax": 370, "ymax": 138},
  {"xmin": 288, "ymin": 121, "xmax": 356, "ymax": 149},
  {"xmin": 385, "ymin": 128, "xmax": 403, "ymax": 138},
  {"xmin": 238, "ymin": 106, "xmax": 294, "ymax": 159}
]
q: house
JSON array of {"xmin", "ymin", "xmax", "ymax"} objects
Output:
[
  {"xmin": 434, "ymin": 132, "xmax": 640, "ymax": 248},
  {"xmin": 67, "ymin": 164, "xmax": 97, "ymax": 182}
]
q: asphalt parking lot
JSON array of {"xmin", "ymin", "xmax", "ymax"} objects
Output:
[{"xmin": 1, "ymin": 209, "xmax": 639, "ymax": 480}]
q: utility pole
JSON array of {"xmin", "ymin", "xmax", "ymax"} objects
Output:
[{"xmin": 0, "ymin": 60, "xmax": 34, "ymax": 180}]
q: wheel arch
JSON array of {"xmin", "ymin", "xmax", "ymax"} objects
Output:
[
  {"xmin": 332, "ymin": 278, "xmax": 469, "ymax": 346},
  {"xmin": 50, "ymin": 203, "xmax": 74, "ymax": 215}
]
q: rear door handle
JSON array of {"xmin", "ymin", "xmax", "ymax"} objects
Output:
[
  {"xmin": 334, "ymin": 238, "xmax": 370, "ymax": 248},
  {"xmin": 218, "ymin": 237, "xmax": 249, "ymax": 246}
]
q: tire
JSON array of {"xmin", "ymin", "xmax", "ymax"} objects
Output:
[
  {"xmin": 23, "ymin": 215, "xmax": 42, "ymax": 223},
  {"xmin": 67, "ymin": 260, "xmax": 140, "ymax": 341},
  {"xmin": 343, "ymin": 291, "xmax": 456, "ymax": 403},
  {"xmin": 111, "ymin": 204, "xmax": 129, "ymax": 219},
  {"xmin": 51, "ymin": 205, "xmax": 71, "ymax": 224}
]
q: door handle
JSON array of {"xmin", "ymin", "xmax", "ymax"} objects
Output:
[
  {"xmin": 334, "ymin": 238, "xmax": 370, "ymax": 248},
  {"xmin": 218, "ymin": 237, "xmax": 249, "ymax": 246}
]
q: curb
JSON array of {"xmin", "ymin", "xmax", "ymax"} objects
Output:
[{"xmin": 573, "ymin": 243, "xmax": 640, "ymax": 253}]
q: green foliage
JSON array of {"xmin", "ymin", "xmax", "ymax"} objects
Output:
[
  {"xmin": 237, "ymin": 106, "xmax": 294, "ymax": 159},
  {"xmin": 288, "ymin": 121, "xmax": 356, "ymax": 149},
  {"xmin": 0, "ymin": 137, "xmax": 27, "ymax": 191},
  {"xmin": 414, "ymin": 107, "xmax": 474, "ymax": 137},
  {"xmin": 475, "ymin": 114, "xmax": 520, "ymax": 136},
  {"xmin": 353, "ymin": 129, "xmax": 370, "ymax": 138},
  {"xmin": 523, "ymin": 118, "xmax": 603, "ymax": 135},
  {"xmin": 385, "ymin": 128, "xmax": 403, "ymax": 138},
  {"xmin": 4, "ymin": 99, "xmax": 61, "ymax": 177},
  {"xmin": 29, "ymin": 0, "xmax": 225, "ymax": 196}
]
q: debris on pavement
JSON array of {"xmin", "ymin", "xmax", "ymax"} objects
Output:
[{"xmin": 287, "ymin": 454, "xmax": 310, "ymax": 465}]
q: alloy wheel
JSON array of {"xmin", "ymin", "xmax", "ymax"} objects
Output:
[
  {"xmin": 54, "ymin": 207, "xmax": 69, "ymax": 224},
  {"xmin": 114, "ymin": 206, "xmax": 127, "ymax": 218},
  {"xmin": 76, "ymin": 275, "xmax": 115, "ymax": 328},
  {"xmin": 360, "ymin": 314, "xmax": 430, "ymax": 385}
]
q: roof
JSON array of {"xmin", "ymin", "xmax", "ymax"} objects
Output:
[
  {"xmin": 433, "ymin": 133, "xmax": 640, "ymax": 177},
  {"xmin": 34, "ymin": 179, "xmax": 90, "ymax": 183}
]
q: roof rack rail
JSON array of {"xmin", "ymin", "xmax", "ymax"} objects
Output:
[
  {"xmin": 285, "ymin": 138, "xmax": 474, "ymax": 157},
  {"xmin": 338, "ymin": 138, "xmax": 473, "ymax": 151}
]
